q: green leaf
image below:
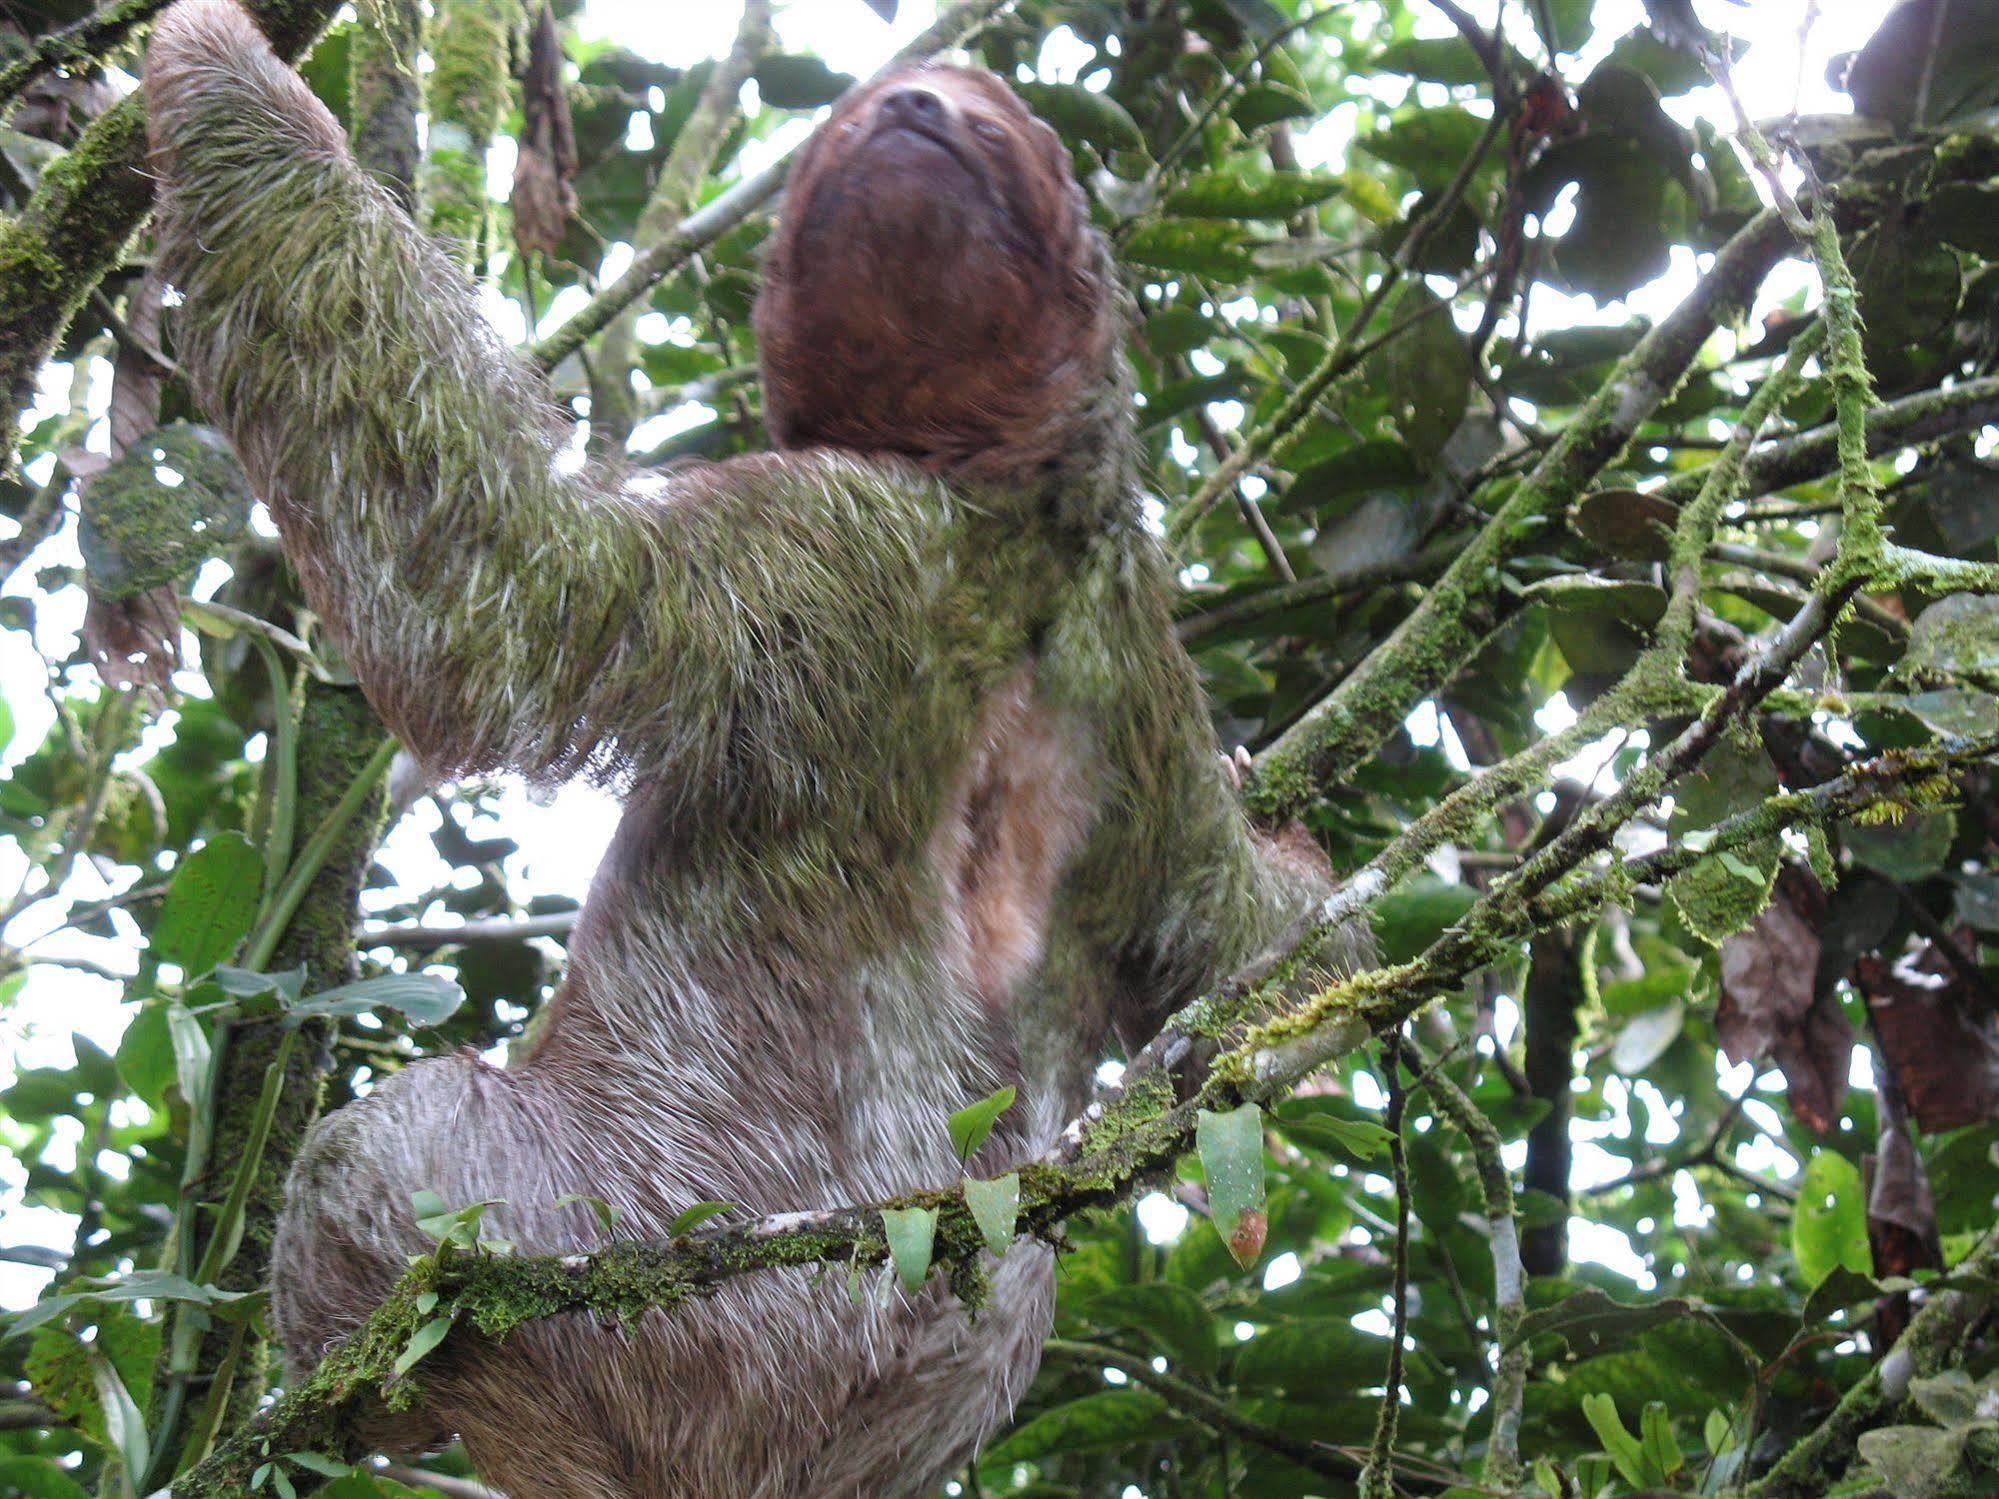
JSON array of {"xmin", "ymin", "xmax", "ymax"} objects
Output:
[
  {"xmin": 1640, "ymin": 1401, "xmax": 1683, "ymax": 1477},
  {"xmin": 1013, "ymin": 82, "xmax": 1142, "ymax": 151},
  {"xmin": 1902, "ymin": 688, "xmax": 1999, "ymax": 739},
  {"xmin": 1380, "ymin": 281, "xmax": 1472, "ymax": 464},
  {"xmin": 392, "ymin": 1315, "xmax": 455, "ymax": 1377},
  {"xmin": 1509, "ymin": 1287, "xmax": 1751, "ymax": 1363},
  {"xmin": 750, "ymin": 55, "xmax": 853, "ymax": 109},
  {"xmin": 1904, "ymin": 593, "xmax": 1999, "ymax": 679},
  {"xmin": 555, "ymin": 1193, "xmax": 624, "ymax": 1235},
  {"xmin": 1162, "ymin": 168, "xmax": 1342, "ymax": 219},
  {"xmin": 984, "ymin": 1389, "xmax": 1180, "ymax": 1463},
  {"xmin": 412, "ymin": 1193, "xmax": 499, "ymax": 1249},
  {"xmin": 4, "ymin": 1271, "xmax": 251, "ymax": 1340},
  {"xmin": 89, "ymin": 1350, "xmax": 150, "ymax": 1485},
  {"xmin": 1793, "ymin": 1151, "xmax": 1871, "ymax": 1288},
  {"xmin": 1084, "ymin": 1282, "xmax": 1219, "ymax": 1379},
  {"xmin": 1230, "ymin": 83, "xmax": 1315, "ymax": 133},
  {"xmin": 667, "ymin": 1200, "xmax": 734, "ymax": 1235},
  {"xmin": 1667, "ymin": 837, "xmax": 1779, "ymax": 945},
  {"xmin": 1610, "ymin": 1001, "xmax": 1685, "ymax": 1075},
  {"xmin": 166, "ymin": 999, "xmax": 213, "ymax": 1121},
  {"xmin": 1858, "ymin": 1424, "xmax": 1972, "ymax": 1499},
  {"xmin": 288, "ymin": 972, "xmax": 466, "ymax": 1026},
  {"xmin": 1582, "ymin": 1393, "xmax": 1657, "ymax": 1488},
  {"xmin": 947, "ymin": 1085, "xmax": 1017, "ymax": 1162},
  {"xmin": 153, "ymin": 831, "xmax": 262, "ymax": 975},
  {"xmin": 1121, "ymin": 221, "xmax": 1258, "ymax": 282},
  {"xmin": 115, "ymin": 1001, "xmax": 175, "ymax": 1107},
  {"xmin": 77, "ymin": 423, "xmax": 253, "ymax": 599},
  {"xmin": 0, "ymin": 1458, "xmax": 91, "ymax": 1499},
  {"xmin": 962, "ymin": 1173, "xmax": 1020, "ymax": 1256},
  {"xmin": 1846, "ymin": 811, "xmax": 1957, "ymax": 883},
  {"xmin": 284, "ymin": 1453, "xmax": 353, "ymax": 1479},
  {"xmin": 880, "ymin": 1206, "xmax": 937, "ymax": 1293},
  {"xmin": 1269, "ymin": 1104, "xmax": 1396, "ymax": 1160},
  {"xmin": 1196, "ymin": 1103, "xmax": 1267, "ymax": 1269}
]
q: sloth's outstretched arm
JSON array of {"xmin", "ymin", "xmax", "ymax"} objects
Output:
[{"xmin": 148, "ymin": 0, "xmax": 943, "ymax": 785}]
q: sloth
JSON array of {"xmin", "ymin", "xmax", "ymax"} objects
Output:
[{"xmin": 146, "ymin": 3, "xmax": 1340, "ymax": 1495}]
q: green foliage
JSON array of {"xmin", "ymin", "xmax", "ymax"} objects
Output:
[{"xmin": 0, "ymin": 0, "xmax": 1998, "ymax": 1496}]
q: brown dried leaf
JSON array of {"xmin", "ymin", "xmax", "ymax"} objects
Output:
[
  {"xmin": 1225, "ymin": 1208, "xmax": 1267, "ymax": 1270},
  {"xmin": 1860, "ymin": 951, "xmax": 1999, "ymax": 1133},
  {"xmin": 1719, "ymin": 876, "xmax": 1852, "ymax": 1135},
  {"xmin": 1865, "ymin": 1088, "xmax": 1942, "ymax": 1347},
  {"xmin": 1771, "ymin": 1000, "xmax": 1854, "ymax": 1138},
  {"xmin": 110, "ymin": 270, "xmax": 165, "ymax": 453},
  {"xmin": 84, "ymin": 587, "xmax": 179, "ymax": 700},
  {"xmin": 511, "ymin": 3, "xmax": 578, "ymax": 259},
  {"xmin": 1717, "ymin": 890, "xmax": 1820, "ymax": 1058}
]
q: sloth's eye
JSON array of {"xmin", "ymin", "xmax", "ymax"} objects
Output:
[{"xmin": 971, "ymin": 118, "xmax": 1008, "ymax": 146}]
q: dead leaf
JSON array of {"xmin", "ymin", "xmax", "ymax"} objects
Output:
[
  {"xmin": 1865, "ymin": 1086, "xmax": 1942, "ymax": 1347},
  {"xmin": 84, "ymin": 588, "xmax": 180, "ymax": 700},
  {"xmin": 1860, "ymin": 951, "xmax": 1999, "ymax": 1133},
  {"xmin": 1718, "ymin": 872, "xmax": 1852, "ymax": 1135},
  {"xmin": 511, "ymin": 3, "xmax": 578, "ymax": 259}
]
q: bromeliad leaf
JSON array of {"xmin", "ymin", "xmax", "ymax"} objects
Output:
[
  {"xmin": 947, "ymin": 1086, "xmax": 1017, "ymax": 1163},
  {"xmin": 880, "ymin": 1206, "xmax": 937, "ymax": 1292},
  {"xmin": 962, "ymin": 1173, "xmax": 1020, "ymax": 1256},
  {"xmin": 288, "ymin": 971, "xmax": 466, "ymax": 1027},
  {"xmin": 4, "ymin": 1270, "xmax": 253, "ymax": 1340},
  {"xmin": 1196, "ymin": 1103, "xmax": 1267, "ymax": 1269}
]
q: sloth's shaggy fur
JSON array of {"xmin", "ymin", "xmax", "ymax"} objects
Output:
[{"xmin": 147, "ymin": 4, "xmax": 1339, "ymax": 1494}]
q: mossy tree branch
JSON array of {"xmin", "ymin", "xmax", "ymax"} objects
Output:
[
  {"xmin": 0, "ymin": 0, "xmax": 343, "ymax": 469},
  {"xmin": 1241, "ymin": 208, "xmax": 1795, "ymax": 825},
  {"xmin": 588, "ymin": 0, "xmax": 775, "ymax": 454},
  {"xmin": 0, "ymin": 0, "xmax": 174, "ymax": 116}
]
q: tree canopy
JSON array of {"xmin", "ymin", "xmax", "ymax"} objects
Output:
[{"xmin": 2, "ymin": 0, "xmax": 1999, "ymax": 1496}]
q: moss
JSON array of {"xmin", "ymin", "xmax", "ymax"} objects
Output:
[
  {"xmin": 1079, "ymin": 1069, "xmax": 1176, "ymax": 1160},
  {"xmin": 349, "ymin": 0, "xmax": 422, "ymax": 208},
  {"xmin": 422, "ymin": 0, "xmax": 515, "ymax": 269},
  {"xmin": 177, "ymin": 684, "xmax": 388, "ymax": 1438}
]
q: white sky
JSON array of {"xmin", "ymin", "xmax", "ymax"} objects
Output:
[{"xmin": 0, "ymin": 0, "xmax": 1897, "ymax": 1302}]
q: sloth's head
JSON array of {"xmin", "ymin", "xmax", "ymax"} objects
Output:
[{"xmin": 754, "ymin": 63, "xmax": 1122, "ymax": 481}]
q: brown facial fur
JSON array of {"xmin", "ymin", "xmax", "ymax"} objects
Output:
[{"xmin": 754, "ymin": 63, "xmax": 1119, "ymax": 482}]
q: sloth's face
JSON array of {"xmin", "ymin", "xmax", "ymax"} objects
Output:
[
  {"xmin": 754, "ymin": 64, "xmax": 1117, "ymax": 474},
  {"xmin": 789, "ymin": 65, "xmax": 1080, "ymax": 275}
]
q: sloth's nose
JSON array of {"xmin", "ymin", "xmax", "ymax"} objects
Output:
[{"xmin": 880, "ymin": 87, "xmax": 948, "ymax": 126}]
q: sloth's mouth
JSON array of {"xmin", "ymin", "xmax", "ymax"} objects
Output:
[{"xmin": 868, "ymin": 117, "xmax": 976, "ymax": 176}]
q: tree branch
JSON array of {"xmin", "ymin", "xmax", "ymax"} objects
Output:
[
  {"xmin": 0, "ymin": 0, "xmax": 344, "ymax": 469},
  {"xmin": 1243, "ymin": 209, "xmax": 1795, "ymax": 825}
]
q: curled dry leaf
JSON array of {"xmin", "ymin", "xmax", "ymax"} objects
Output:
[
  {"xmin": 1858, "ymin": 949, "xmax": 1999, "ymax": 1134},
  {"xmin": 1717, "ymin": 873, "xmax": 1852, "ymax": 1136},
  {"xmin": 511, "ymin": 3, "xmax": 579, "ymax": 260},
  {"xmin": 1865, "ymin": 1087, "xmax": 1943, "ymax": 1347}
]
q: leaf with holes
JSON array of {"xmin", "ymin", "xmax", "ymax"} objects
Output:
[{"xmin": 962, "ymin": 1173, "xmax": 1019, "ymax": 1256}]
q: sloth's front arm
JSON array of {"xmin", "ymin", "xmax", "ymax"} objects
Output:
[{"xmin": 147, "ymin": 0, "xmax": 977, "ymax": 793}]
